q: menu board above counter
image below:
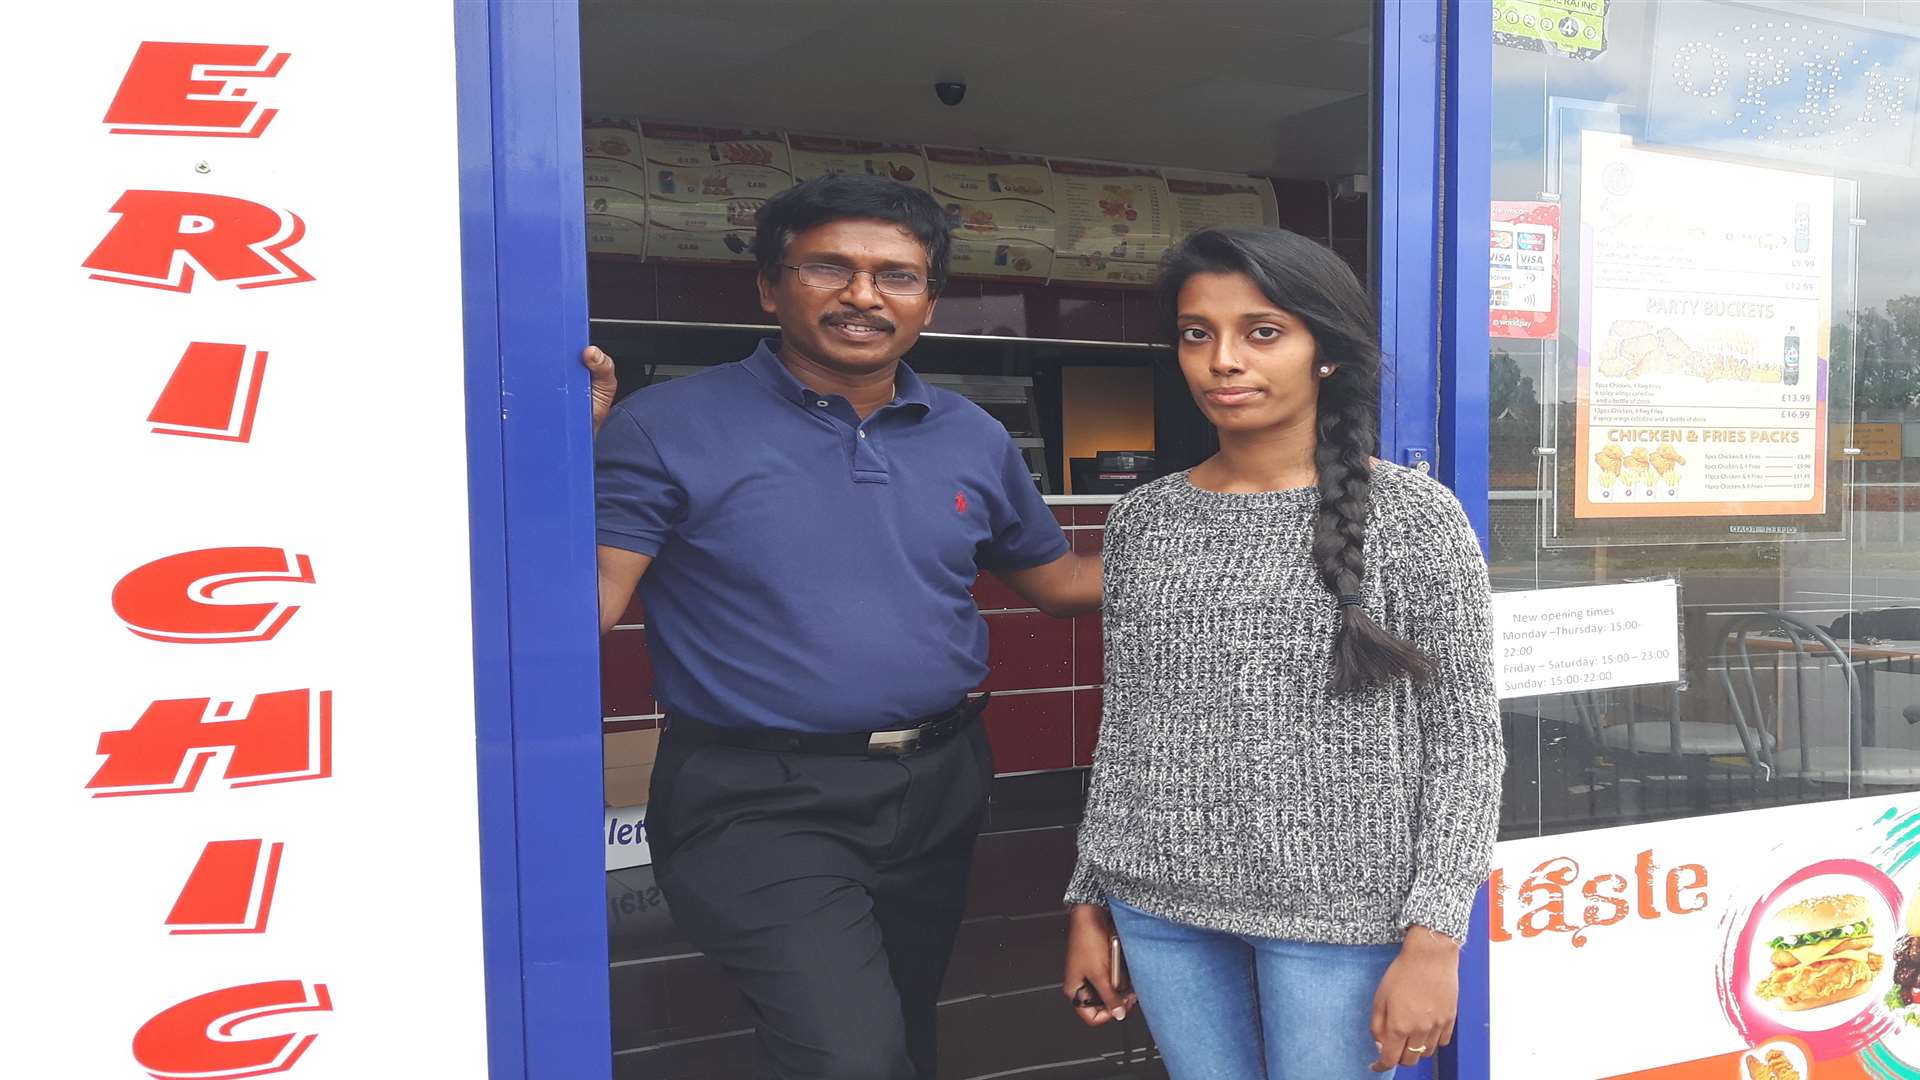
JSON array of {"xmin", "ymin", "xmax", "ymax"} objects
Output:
[
  {"xmin": 926, "ymin": 147, "xmax": 1057, "ymax": 281},
  {"xmin": 639, "ymin": 123, "xmax": 792, "ymax": 263},
  {"xmin": 1048, "ymin": 159, "xmax": 1172, "ymax": 286},
  {"xmin": 788, "ymin": 134, "xmax": 929, "ymax": 188},
  {"xmin": 584, "ymin": 118, "xmax": 647, "ymax": 256},
  {"xmin": 595, "ymin": 116, "xmax": 1297, "ymax": 284},
  {"xmin": 1163, "ymin": 168, "xmax": 1279, "ymax": 235}
]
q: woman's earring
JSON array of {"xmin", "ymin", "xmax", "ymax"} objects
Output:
[{"xmin": 1318, "ymin": 365, "xmax": 1334, "ymax": 377}]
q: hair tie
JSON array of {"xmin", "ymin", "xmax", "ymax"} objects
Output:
[{"xmin": 1336, "ymin": 594, "xmax": 1364, "ymax": 609}]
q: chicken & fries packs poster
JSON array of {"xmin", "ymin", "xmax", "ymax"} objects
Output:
[{"xmin": 1572, "ymin": 131, "xmax": 1835, "ymax": 521}]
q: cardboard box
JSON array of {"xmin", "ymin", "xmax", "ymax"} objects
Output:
[{"xmin": 604, "ymin": 727, "xmax": 660, "ymax": 808}]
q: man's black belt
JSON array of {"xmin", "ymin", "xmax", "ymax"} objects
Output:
[{"xmin": 664, "ymin": 694, "xmax": 989, "ymax": 757}]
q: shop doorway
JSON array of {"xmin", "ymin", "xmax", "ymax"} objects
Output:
[{"xmin": 578, "ymin": 3, "xmax": 1377, "ymax": 1075}]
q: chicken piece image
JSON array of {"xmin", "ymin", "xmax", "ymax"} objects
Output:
[
  {"xmin": 1621, "ymin": 447, "xmax": 1653, "ymax": 487},
  {"xmin": 1651, "ymin": 327, "xmax": 1699, "ymax": 374},
  {"xmin": 1593, "ymin": 443, "xmax": 1624, "ymax": 489},
  {"xmin": 1744, "ymin": 1048, "xmax": 1801, "ymax": 1080},
  {"xmin": 1651, "ymin": 444, "xmax": 1685, "ymax": 486},
  {"xmin": 1598, "ymin": 332, "xmax": 1660, "ymax": 378}
]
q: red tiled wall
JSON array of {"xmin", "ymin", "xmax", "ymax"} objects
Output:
[{"xmin": 598, "ymin": 504, "xmax": 1110, "ymax": 774}]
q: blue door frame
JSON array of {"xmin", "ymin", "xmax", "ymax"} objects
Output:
[
  {"xmin": 1378, "ymin": 1, "xmax": 1493, "ymax": 1078},
  {"xmin": 456, "ymin": 2, "xmax": 612, "ymax": 1079},
  {"xmin": 455, "ymin": 2, "xmax": 1491, "ymax": 1077}
]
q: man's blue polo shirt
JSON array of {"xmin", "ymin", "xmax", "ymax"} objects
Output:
[{"xmin": 595, "ymin": 341, "xmax": 1069, "ymax": 733}]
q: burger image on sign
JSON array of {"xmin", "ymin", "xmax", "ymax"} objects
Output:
[
  {"xmin": 1888, "ymin": 889, "xmax": 1920, "ymax": 1023},
  {"xmin": 1756, "ymin": 895, "xmax": 1884, "ymax": 1011}
]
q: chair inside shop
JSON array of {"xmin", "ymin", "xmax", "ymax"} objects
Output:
[
  {"xmin": 1567, "ymin": 681, "xmax": 1766, "ymax": 823},
  {"xmin": 1718, "ymin": 610, "xmax": 1920, "ymax": 791}
]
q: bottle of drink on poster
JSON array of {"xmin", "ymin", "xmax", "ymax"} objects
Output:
[
  {"xmin": 1783, "ymin": 326, "xmax": 1801, "ymax": 387},
  {"xmin": 1794, "ymin": 202, "xmax": 1810, "ymax": 254}
]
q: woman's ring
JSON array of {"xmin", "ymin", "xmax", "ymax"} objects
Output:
[{"xmin": 1409, "ymin": 1046, "xmax": 1429, "ymax": 1054}]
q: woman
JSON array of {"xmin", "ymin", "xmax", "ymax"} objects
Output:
[{"xmin": 1061, "ymin": 226, "xmax": 1504, "ymax": 1078}]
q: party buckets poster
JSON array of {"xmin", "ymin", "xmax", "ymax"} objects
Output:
[
  {"xmin": 1492, "ymin": 794, "xmax": 1920, "ymax": 1078},
  {"xmin": 1572, "ymin": 131, "xmax": 1835, "ymax": 521}
]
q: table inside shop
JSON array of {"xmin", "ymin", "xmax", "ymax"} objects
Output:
[{"xmin": 1723, "ymin": 631, "xmax": 1920, "ymax": 747}]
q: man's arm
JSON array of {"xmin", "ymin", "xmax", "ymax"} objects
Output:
[
  {"xmin": 599, "ymin": 545, "xmax": 652, "ymax": 635},
  {"xmin": 994, "ymin": 550, "xmax": 1102, "ymax": 619},
  {"xmin": 585, "ymin": 345, "xmax": 647, "ymax": 636}
]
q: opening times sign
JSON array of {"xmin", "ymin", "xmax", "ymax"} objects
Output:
[
  {"xmin": 1491, "ymin": 580, "xmax": 1682, "ymax": 699},
  {"xmin": 1574, "ymin": 131, "xmax": 1837, "ymax": 520}
]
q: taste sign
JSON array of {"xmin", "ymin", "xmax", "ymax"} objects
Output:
[
  {"xmin": 1491, "ymin": 793, "xmax": 1920, "ymax": 1079},
  {"xmin": 7, "ymin": 8, "xmax": 489, "ymax": 1078}
]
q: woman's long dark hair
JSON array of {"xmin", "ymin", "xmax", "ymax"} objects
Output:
[{"xmin": 1156, "ymin": 225, "xmax": 1433, "ymax": 692}]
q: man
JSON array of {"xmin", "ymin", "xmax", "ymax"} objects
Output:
[{"xmin": 586, "ymin": 174, "xmax": 1100, "ymax": 1080}]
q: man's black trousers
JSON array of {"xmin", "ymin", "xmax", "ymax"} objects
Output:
[{"xmin": 649, "ymin": 717, "xmax": 993, "ymax": 1080}]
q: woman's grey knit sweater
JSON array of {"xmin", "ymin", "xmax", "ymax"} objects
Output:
[{"xmin": 1065, "ymin": 463, "xmax": 1505, "ymax": 944}]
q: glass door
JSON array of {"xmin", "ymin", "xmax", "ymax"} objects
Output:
[{"xmin": 1484, "ymin": 3, "xmax": 1920, "ymax": 1077}]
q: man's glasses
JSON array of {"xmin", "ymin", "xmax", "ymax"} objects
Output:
[{"xmin": 782, "ymin": 262, "xmax": 930, "ymax": 296}]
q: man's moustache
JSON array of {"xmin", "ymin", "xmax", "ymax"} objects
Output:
[{"xmin": 822, "ymin": 315, "xmax": 896, "ymax": 331}]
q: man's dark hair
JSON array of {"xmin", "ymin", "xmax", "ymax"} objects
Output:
[{"xmin": 754, "ymin": 174, "xmax": 952, "ymax": 295}]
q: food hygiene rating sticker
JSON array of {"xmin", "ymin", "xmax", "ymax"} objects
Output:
[{"xmin": 1494, "ymin": 0, "xmax": 1608, "ymax": 61}]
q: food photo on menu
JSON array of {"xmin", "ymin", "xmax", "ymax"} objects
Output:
[
  {"xmin": 1888, "ymin": 894, "xmax": 1920, "ymax": 1025},
  {"xmin": 1755, "ymin": 895, "xmax": 1884, "ymax": 1013},
  {"xmin": 1743, "ymin": 1045, "xmax": 1807, "ymax": 1080},
  {"xmin": 1705, "ymin": 839, "xmax": 1920, "ymax": 1079},
  {"xmin": 1496, "ymin": 805, "xmax": 1920, "ymax": 1079}
]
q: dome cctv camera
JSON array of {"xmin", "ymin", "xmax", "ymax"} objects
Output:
[{"xmin": 935, "ymin": 81, "xmax": 967, "ymax": 107}]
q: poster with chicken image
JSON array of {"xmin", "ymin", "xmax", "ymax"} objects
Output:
[
  {"xmin": 1048, "ymin": 158, "xmax": 1171, "ymax": 286},
  {"xmin": 1574, "ymin": 131, "xmax": 1835, "ymax": 520},
  {"xmin": 639, "ymin": 123, "xmax": 792, "ymax": 263},
  {"xmin": 584, "ymin": 116, "xmax": 648, "ymax": 256},
  {"xmin": 1163, "ymin": 168, "xmax": 1280, "ymax": 240},
  {"xmin": 925, "ymin": 146, "xmax": 1058, "ymax": 281},
  {"xmin": 787, "ymin": 134, "xmax": 930, "ymax": 190},
  {"xmin": 1490, "ymin": 794, "xmax": 1920, "ymax": 1079}
]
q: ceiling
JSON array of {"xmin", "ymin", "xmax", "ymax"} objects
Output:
[{"xmin": 579, "ymin": 0, "xmax": 1374, "ymax": 181}]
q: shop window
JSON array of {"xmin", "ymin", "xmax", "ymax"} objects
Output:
[{"xmin": 1487, "ymin": 1, "xmax": 1920, "ymax": 839}]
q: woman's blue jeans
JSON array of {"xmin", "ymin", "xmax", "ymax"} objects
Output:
[{"xmin": 1108, "ymin": 898, "xmax": 1406, "ymax": 1079}]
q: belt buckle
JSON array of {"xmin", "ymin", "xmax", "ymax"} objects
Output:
[{"xmin": 867, "ymin": 728, "xmax": 921, "ymax": 756}]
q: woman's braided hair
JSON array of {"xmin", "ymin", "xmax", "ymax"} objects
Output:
[{"xmin": 1156, "ymin": 226, "xmax": 1434, "ymax": 692}]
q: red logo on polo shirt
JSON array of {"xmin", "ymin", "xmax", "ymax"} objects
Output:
[{"xmin": 955, "ymin": 492, "xmax": 968, "ymax": 513}]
